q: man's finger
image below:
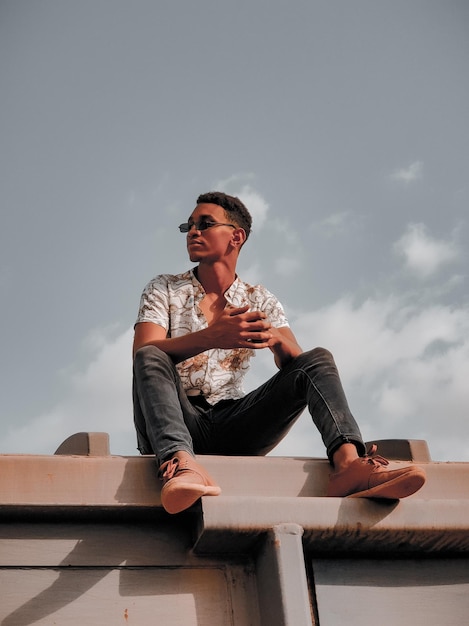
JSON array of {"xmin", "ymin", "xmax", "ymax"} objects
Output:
[{"xmin": 226, "ymin": 305, "xmax": 250, "ymax": 316}]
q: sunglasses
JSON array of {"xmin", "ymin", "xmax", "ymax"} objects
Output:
[{"xmin": 178, "ymin": 220, "xmax": 236, "ymax": 233}]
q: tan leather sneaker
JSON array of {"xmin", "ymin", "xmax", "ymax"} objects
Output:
[
  {"xmin": 327, "ymin": 445, "xmax": 426, "ymax": 499},
  {"xmin": 159, "ymin": 451, "xmax": 221, "ymax": 514}
]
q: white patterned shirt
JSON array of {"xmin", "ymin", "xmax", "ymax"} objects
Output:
[{"xmin": 135, "ymin": 269, "xmax": 289, "ymax": 404}]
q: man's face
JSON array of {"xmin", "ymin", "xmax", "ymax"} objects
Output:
[{"xmin": 185, "ymin": 203, "xmax": 239, "ymax": 263}]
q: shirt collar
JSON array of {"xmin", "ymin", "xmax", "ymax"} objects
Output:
[
  {"xmin": 189, "ymin": 268, "xmax": 242, "ymax": 305},
  {"xmin": 224, "ymin": 275, "xmax": 242, "ymax": 306},
  {"xmin": 189, "ymin": 268, "xmax": 205, "ymax": 301}
]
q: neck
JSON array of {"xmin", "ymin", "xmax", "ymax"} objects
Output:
[{"xmin": 195, "ymin": 261, "xmax": 236, "ymax": 295}]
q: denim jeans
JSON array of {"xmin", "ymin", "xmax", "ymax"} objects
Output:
[{"xmin": 132, "ymin": 345, "xmax": 365, "ymax": 465}]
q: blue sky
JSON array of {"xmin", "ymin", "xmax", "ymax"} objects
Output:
[{"xmin": 1, "ymin": 0, "xmax": 468, "ymax": 461}]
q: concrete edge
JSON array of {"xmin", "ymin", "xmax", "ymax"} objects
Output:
[{"xmin": 194, "ymin": 496, "xmax": 469, "ymax": 555}]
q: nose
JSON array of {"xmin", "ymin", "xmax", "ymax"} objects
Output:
[{"xmin": 187, "ymin": 223, "xmax": 201, "ymax": 235}]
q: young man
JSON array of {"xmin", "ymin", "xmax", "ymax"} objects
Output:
[{"xmin": 133, "ymin": 191, "xmax": 425, "ymax": 514}]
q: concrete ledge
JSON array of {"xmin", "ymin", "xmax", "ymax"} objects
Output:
[
  {"xmin": 54, "ymin": 432, "xmax": 110, "ymax": 456},
  {"xmin": 1, "ymin": 452, "xmax": 468, "ymax": 559},
  {"xmin": 199, "ymin": 455, "xmax": 467, "ymax": 500},
  {"xmin": 1, "ymin": 436, "xmax": 466, "ymax": 626},
  {"xmin": 51, "ymin": 433, "xmax": 432, "ymax": 462},
  {"xmin": 195, "ymin": 496, "xmax": 469, "ymax": 555},
  {"xmin": 0, "ymin": 453, "xmax": 467, "ymax": 507},
  {"xmin": 0, "ymin": 455, "xmax": 160, "ymax": 507},
  {"xmin": 365, "ymin": 438, "xmax": 431, "ymax": 462}
]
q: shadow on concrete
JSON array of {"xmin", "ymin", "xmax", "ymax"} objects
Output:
[{"xmin": 0, "ymin": 458, "xmax": 221, "ymax": 626}]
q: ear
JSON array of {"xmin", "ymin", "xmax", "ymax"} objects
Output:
[{"xmin": 231, "ymin": 227, "xmax": 247, "ymax": 249}]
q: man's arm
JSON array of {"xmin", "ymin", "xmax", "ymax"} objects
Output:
[
  {"xmin": 133, "ymin": 306, "xmax": 273, "ymax": 362},
  {"xmin": 133, "ymin": 322, "xmax": 214, "ymax": 362},
  {"xmin": 267, "ymin": 326, "xmax": 303, "ymax": 369}
]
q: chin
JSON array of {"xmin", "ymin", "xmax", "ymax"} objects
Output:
[{"xmin": 188, "ymin": 251, "xmax": 202, "ymax": 262}]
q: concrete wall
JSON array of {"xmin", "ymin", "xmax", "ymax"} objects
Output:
[{"xmin": 1, "ymin": 434, "xmax": 468, "ymax": 625}]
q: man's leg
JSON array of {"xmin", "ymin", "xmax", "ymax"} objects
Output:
[
  {"xmin": 210, "ymin": 347, "xmax": 425, "ymax": 499},
  {"xmin": 133, "ymin": 345, "xmax": 198, "ymax": 461},
  {"xmin": 132, "ymin": 345, "xmax": 220, "ymax": 513},
  {"xmin": 210, "ymin": 347, "xmax": 365, "ymax": 458}
]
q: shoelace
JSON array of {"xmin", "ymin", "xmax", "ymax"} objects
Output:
[
  {"xmin": 159, "ymin": 457, "xmax": 205, "ymax": 484},
  {"xmin": 159, "ymin": 457, "xmax": 183, "ymax": 482},
  {"xmin": 363, "ymin": 444, "xmax": 389, "ymax": 467}
]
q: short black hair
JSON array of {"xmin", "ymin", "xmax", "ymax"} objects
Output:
[{"xmin": 196, "ymin": 191, "xmax": 252, "ymax": 240}]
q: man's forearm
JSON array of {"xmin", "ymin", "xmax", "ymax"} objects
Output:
[
  {"xmin": 134, "ymin": 329, "xmax": 213, "ymax": 363},
  {"xmin": 269, "ymin": 333, "xmax": 303, "ymax": 369}
]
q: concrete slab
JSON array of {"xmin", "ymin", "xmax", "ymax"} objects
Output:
[
  {"xmin": 194, "ymin": 496, "xmax": 469, "ymax": 555},
  {"xmin": 1, "ymin": 435, "xmax": 468, "ymax": 626},
  {"xmin": 0, "ymin": 452, "xmax": 467, "ymax": 509}
]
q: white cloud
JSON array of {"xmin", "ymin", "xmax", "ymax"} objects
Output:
[
  {"xmin": 309, "ymin": 211, "xmax": 352, "ymax": 237},
  {"xmin": 269, "ymin": 216, "xmax": 302, "ymax": 246},
  {"xmin": 268, "ymin": 295, "xmax": 469, "ymax": 462},
  {"xmin": 5, "ymin": 293, "xmax": 469, "ymax": 464},
  {"xmin": 215, "ymin": 173, "xmax": 256, "ymax": 190},
  {"xmin": 274, "ymin": 256, "xmax": 302, "ymax": 277},
  {"xmin": 322, "ymin": 212, "xmax": 349, "ymax": 228},
  {"xmin": 391, "ymin": 160, "xmax": 423, "ymax": 183},
  {"xmin": 237, "ymin": 185, "xmax": 269, "ymax": 229},
  {"xmin": 80, "ymin": 322, "xmax": 123, "ymax": 355},
  {"xmin": 214, "ymin": 174, "xmax": 270, "ymax": 229},
  {"xmin": 240, "ymin": 262, "xmax": 263, "ymax": 286},
  {"xmin": 394, "ymin": 223, "xmax": 460, "ymax": 278},
  {"xmin": 3, "ymin": 328, "xmax": 134, "ymax": 455}
]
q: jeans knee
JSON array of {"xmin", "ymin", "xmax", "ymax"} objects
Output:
[
  {"xmin": 314, "ymin": 346, "xmax": 335, "ymax": 363},
  {"xmin": 133, "ymin": 344, "xmax": 171, "ymax": 369},
  {"xmin": 298, "ymin": 347, "xmax": 335, "ymax": 367}
]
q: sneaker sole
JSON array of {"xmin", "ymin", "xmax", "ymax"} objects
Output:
[
  {"xmin": 348, "ymin": 469, "xmax": 426, "ymax": 500},
  {"xmin": 161, "ymin": 481, "xmax": 221, "ymax": 514}
]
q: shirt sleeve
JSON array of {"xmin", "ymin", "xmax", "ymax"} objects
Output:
[
  {"xmin": 135, "ymin": 275, "xmax": 170, "ymax": 330},
  {"xmin": 251, "ymin": 284, "xmax": 290, "ymax": 328},
  {"xmin": 263, "ymin": 294, "xmax": 290, "ymax": 328}
]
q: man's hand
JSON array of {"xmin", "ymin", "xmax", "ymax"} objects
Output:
[
  {"xmin": 266, "ymin": 326, "xmax": 303, "ymax": 368},
  {"xmin": 133, "ymin": 306, "xmax": 272, "ymax": 362},
  {"xmin": 204, "ymin": 305, "xmax": 273, "ymax": 349},
  {"xmin": 133, "ymin": 306, "xmax": 303, "ymax": 368},
  {"xmin": 205, "ymin": 307, "xmax": 304, "ymax": 369}
]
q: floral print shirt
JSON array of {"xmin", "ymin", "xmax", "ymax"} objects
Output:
[{"xmin": 135, "ymin": 269, "xmax": 289, "ymax": 404}]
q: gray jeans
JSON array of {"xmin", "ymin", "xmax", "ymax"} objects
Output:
[{"xmin": 133, "ymin": 345, "xmax": 365, "ymax": 465}]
